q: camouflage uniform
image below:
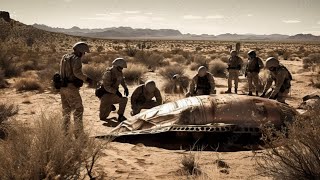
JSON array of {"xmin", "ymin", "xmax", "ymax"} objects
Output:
[
  {"xmin": 60, "ymin": 53, "xmax": 88, "ymax": 136},
  {"xmin": 100, "ymin": 67, "xmax": 128, "ymax": 120},
  {"xmin": 246, "ymin": 57, "xmax": 264, "ymax": 93},
  {"xmin": 188, "ymin": 72, "xmax": 215, "ymax": 96},
  {"xmin": 227, "ymin": 56, "xmax": 243, "ymax": 89},
  {"xmin": 131, "ymin": 84, "xmax": 162, "ymax": 115},
  {"xmin": 263, "ymin": 65, "xmax": 292, "ymax": 103}
]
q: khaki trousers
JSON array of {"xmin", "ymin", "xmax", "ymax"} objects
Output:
[
  {"xmin": 100, "ymin": 93, "xmax": 127, "ymax": 120},
  {"xmin": 247, "ymin": 72, "xmax": 260, "ymax": 92},
  {"xmin": 60, "ymin": 84, "xmax": 84, "ymax": 136},
  {"xmin": 228, "ymin": 69, "xmax": 240, "ymax": 89}
]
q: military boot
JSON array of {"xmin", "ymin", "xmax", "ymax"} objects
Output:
[
  {"xmin": 248, "ymin": 91, "xmax": 253, "ymax": 96},
  {"xmin": 234, "ymin": 88, "xmax": 237, "ymax": 94},
  {"xmin": 118, "ymin": 114, "xmax": 127, "ymax": 122},
  {"xmin": 225, "ymin": 88, "xmax": 232, "ymax": 94},
  {"xmin": 256, "ymin": 91, "xmax": 259, "ymax": 96}
]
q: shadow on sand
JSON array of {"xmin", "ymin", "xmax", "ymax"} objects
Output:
[{"xmin": 97, "ymin": 131, "xmax": 264, "ymax": 152}]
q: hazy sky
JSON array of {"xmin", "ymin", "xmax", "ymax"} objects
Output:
[{"xmin": 1, "ymin": 0, "xmax": 320, "ymax": 35}]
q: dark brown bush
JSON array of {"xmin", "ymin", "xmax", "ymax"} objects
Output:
[{"xmin": 256, "ymin": 113, "xmax": 320, "ymax": 179}]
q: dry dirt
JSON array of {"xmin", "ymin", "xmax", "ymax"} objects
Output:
[{"xmin": 0, "ymin": 53, "xmax": 316, "ymax": 179}]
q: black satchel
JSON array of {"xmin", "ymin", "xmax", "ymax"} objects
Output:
[
  {"xmin": 52, "ymin": 73, "xmax": 62, "ymax": 89},
  {"xmin": 95, "ymin": 84, "xmax": 107, "ymax": 98}
]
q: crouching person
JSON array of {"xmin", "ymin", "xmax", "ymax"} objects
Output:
[
  {"xmin": 260, "ymin": 57, "xmax": 292, "ymax": 103},
  {"xmin": 186, "ymin": 66, "xmax": 216, "ymax": 97},
  {"xmin": 131, "ymin": 80, "xmax": 162, "ymax": 116},
  {"xmin": 100, "ymin": 58, "xmax": 129, "ymax": 122}
]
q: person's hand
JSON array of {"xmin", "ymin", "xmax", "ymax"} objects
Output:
[
  {"xmin": 116, "ymin": 90, "xmax": 123, "ymax": 98},
  {"xmin": 124, "ymin": 87, "xmax": 129, "ymax": 97},
  {"xmin": 260, "ymin": 92, "xmax": 266, "ymax": 98}
]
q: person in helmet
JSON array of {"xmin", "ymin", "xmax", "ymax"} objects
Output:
[
  {"xmin": 245, "ymin": 50, "xmax": 264, "ymax": 96},
  {"xmin": 130, "ymin": 80, "xmax": 163, "ymax": 115},
  {"xmin": 100, "ymin": 58, "xmax": 129, "ymax": 122},
  {"xmin": 225, "ymin": 50, "xmax": 243, "ymax": 94},
  {"xmin": 186, "ymin": 66, "xmax": 216, "ymax": 97},
  {"xmin": 59, "ymin": 42, "xmax": 93, "ymax": 137},
  {"xmin": 260, "ymin": 57, "xmax": 292, "ymax": 103}
]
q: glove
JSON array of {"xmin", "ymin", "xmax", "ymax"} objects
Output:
[
  {"xmin": 260, "ymin": 92, "xmax": 266, "ymax": 98},
  {"xmin": 86, "ymin": 77, "xmax": 93, "ymax": 85},
  {"xmin": 116, "ymin": 90, "xmax": 123, "ymax": 98},
  {"xmin": 124, "ymin": 87, "xmax": 129, "ymax": 97}
]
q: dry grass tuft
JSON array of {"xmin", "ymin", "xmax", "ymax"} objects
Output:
[
  {"xmin": 14, "ymin": 77, "xmax": 43, "ymax": 92},
  {"xmin": 302, "ymin": 53, "xmax": 320, "ymax": 70},
  {"xmin": 123, "ymin": 63, "xmax": 147, "ymax": 85},
  {"xmin": 0, "ymin": 68, "xmax": 9, "ymax": 88},
  {"xmin": 209, "ymin": 60, "xmax": 227, "ymax": 77},
  {"xmin": 256, "ymin": 113, "xmax": 320, "ymax": 179},
  {"xmin": 181, "ymin": 153, "xmax": 201, "ymax": 176},
  {"xmin": 0, "ymin": 112, "xmax": 107, "ymax": 179},
  {"xmin": 83, "ymin": 63, "xmax": 107, "ymax": 88},
  {"xmin": 134, "ymin": 51, "xmax": 165, "ymax": 70},
  {"xmin": 190, "ymin": 55, "xmax": 209, "ymax": 70},
  {"xmin": 158, "ymin": 65, "xmax": 185, "ymax": 80}
]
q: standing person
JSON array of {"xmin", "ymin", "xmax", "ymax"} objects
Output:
[
  {"xmin": 245, "ymin": 50, "xmax": 264, "ymax": 96},
  {"xmin": 100, "ymin": 58, "xmax": 129, "ymax": 122},
  {"xmin": 225, "ymin": 50, "xmax": 243, "ymax": 94},
  {"xmin": 130, "ymin": 80, "xmax": 162, "ymax": 115},
  {"xmin": 186, "ymin": 66, "xmax": 216, "ymax": 97},
  {"xmin": 60, "ymin": 42, "xmax": 93, "ymax": 137},
  {"xmin": 260, "ymin": 57, "xmax": 292, "ymax": 103}
]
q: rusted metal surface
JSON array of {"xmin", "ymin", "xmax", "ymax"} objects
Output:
[{"xmin": 109, "ymin": 94, "xmax": 297, "ymax": 137}]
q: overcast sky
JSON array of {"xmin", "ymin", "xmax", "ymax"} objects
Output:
[{"xmin": 1, "ymin": 0, "xmax": 320, "ymax": 35}]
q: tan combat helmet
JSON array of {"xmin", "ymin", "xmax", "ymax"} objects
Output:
[
  {"xmin": 112, "ymin": 58, "xmax": 127, "ymax": 68},
  {"xmin": 73, "ymin": 42, "xmax": 90, "ymax": 53},
  {"xmin": 248, "ymin": 50, "xmax": 256, "ymax": 58},
  {"xmin": 265, "ymin": 57, "xmax": 279, "ymax": 69},
  {"xmin": 145, "ymin": 80, "xmax": 156, "ymax": 93},
  {"xmin": 198, "ymin": 66, "xmax": 207, "ymax": 77},
  {"xmin": 230, "ymin": 50, "xmax": 237, "ymax": 57}
]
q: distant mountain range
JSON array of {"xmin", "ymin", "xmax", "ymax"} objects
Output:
[{"xmin": 28, "ymin": 24, "xmax": 320, "ymax": 41}]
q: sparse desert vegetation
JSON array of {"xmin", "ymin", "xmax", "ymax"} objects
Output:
[
  {"xmin": 0, "ymin": 113, "xmax": 106, "ymax": 179},
  {"xmin": 256, "ymin": 113, "xmax": 320, "ymax": 179},
  {"xmin": 2, "ymin": 14, "xmax": 320, "ymax": 179}
]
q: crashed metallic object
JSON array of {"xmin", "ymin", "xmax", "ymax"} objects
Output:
[{"xmin": 109, "ymin": 94, "xmax": 297, "ymax": 137}]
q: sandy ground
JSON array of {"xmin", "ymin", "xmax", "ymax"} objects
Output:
[{"xmin": 0, "ymin": 58, "xmax": 315, "ymax": 179}]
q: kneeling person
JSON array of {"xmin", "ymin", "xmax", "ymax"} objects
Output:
[
  {"xmin": 131, "ymin": 80, "xmax": 162, "ymax": 115},
  {"xmin": 186, "ymin": 66, "xmax": 215, "ymax": 97},
  {"xmin": 260, "ymin": 57, "xmax": 292, "ymax": 103},
  {"xmin": 100, "ymin": 58, "xmax": 129, "ymax": 122}
]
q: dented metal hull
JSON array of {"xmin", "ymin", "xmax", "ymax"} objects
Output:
[{"xmin": 109, "ymin": 94, "xmax": 297, "ymax": 137}]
